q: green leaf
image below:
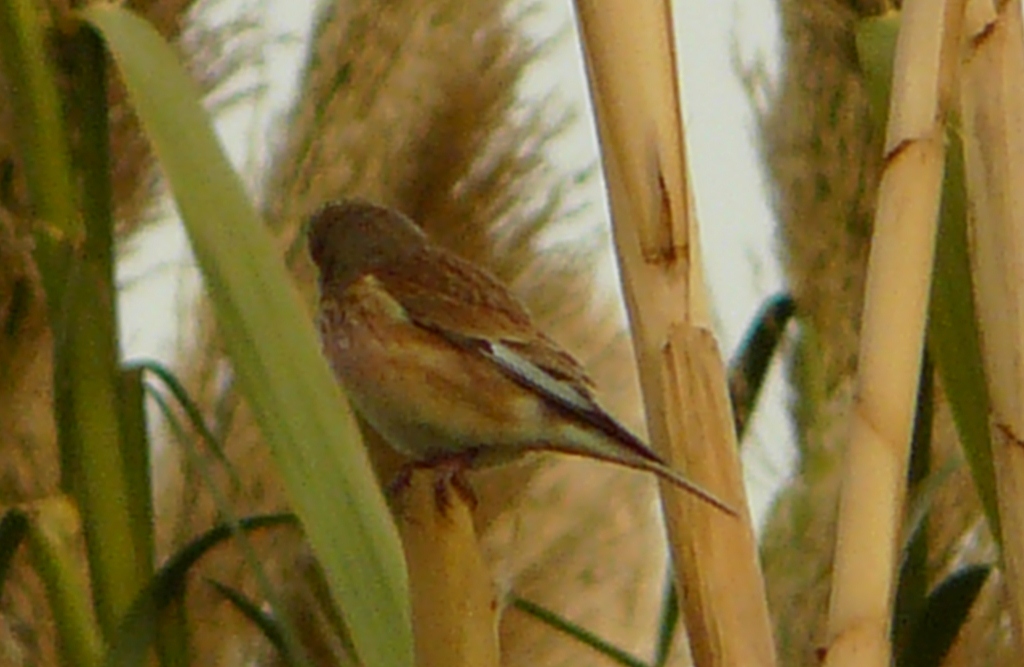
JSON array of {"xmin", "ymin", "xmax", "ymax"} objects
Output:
[
  {"xmin": 79, "ymin": 7, "xmax": 411, "ymax": 667},
  {"xmin": 929, "ymin": 133, "xmax": 1000, "ymax": 540},
  {"xmin": 53, "ymin": 25, "xmax": 145, "ymax": 639},
  {"xmin": 104, "ymin": 513, "xmax": 296, "ymax": 667},
  {"xmin": 146, "ymin": 382, "xmax": 309, "ymax": 665},
  {"xmin": 896, "ymin": 564, "xmax": 990, "ymax": 667},
  {"xmin": 126, "ymin": 358, "xmax": 239, "ymax": 488},
  {"xmin": 0, "ymin": 0, "xmax": 80, "ymax": 240},
  {"xmin": 511, "ymin": 596, "xmax": 649, "ymax": 667},
  {"xmin": 27, "ymin": 498, "xmax": 104, "ymax": 667},
  {"xmin": 0, "ymin": 5, "xmax": 143, "ymax": 641},
  {"xmin": 117, "ymin": 367, "xmax": 155, "ymax": 584},
  {"xmin": 727, "ymin": 293, "xmax": 795, "ymax": 440},
  {"xmin": 893, "ymin": 356, "xmax": 932, "ymax": 654},
  {"xmin": 208, "ymin": 579, "xmax": 296, "ymax": 665},
  {"xmin": 653, "ymin": 575, "xmax": 680, "ymax": 667},
  {"xmin": 0, "ymin": 0, "xmax": 78, "ymax": 373},
  {"xmin": 855, "ymin": 11, "xmax": 900, "ymax": 125}
]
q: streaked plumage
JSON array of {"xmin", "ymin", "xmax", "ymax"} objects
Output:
[{"xmin": 308, "ymin": 199, "xmax": 733, "ymax": 514}]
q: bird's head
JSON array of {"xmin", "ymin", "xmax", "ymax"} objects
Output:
[{"xmin": 307, "ymin": 199, "xmax": 429, "ymax": 290}]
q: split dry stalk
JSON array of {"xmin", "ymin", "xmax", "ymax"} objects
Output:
[
  {"xmin": 959, "ymin": 0, "xmax": 1024, "ymax": 652},
  {"xmin": 822, "ymin": 1, "xmax": 966, "ymax": 666},
  {"xmin": 572, "ymin": 1, "xmax": 774, "ymax": 666},
  {"xmin": 397, "ymin": 471, "xmax": 500, "ymax": 667}
]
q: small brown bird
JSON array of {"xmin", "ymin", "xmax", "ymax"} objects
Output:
[{"xmin": 308, "ymin": 199, "xmax": 733, "ymax": 514}]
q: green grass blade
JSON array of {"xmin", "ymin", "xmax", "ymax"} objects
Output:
[
  {"xmin": 895, "ymin": 564, "xmax": 991, "ymax": 667},
  {"xmin": 125, "ymin": 358, "xmax": 239, "ymax": 489},
  {"xmin": 118, "ymin": 367, "xmax": 155, "ymax": 580},
  {"xmin": 653, "ymin": 575, "xmax": 680, "ymax": 667},
  {"xmin": 0, "ymin": 0, "xmax": 80, "ymax": 241},
  {"xmin": 0, "ymin": 0, "xmax": 79, "ymax": 382},
  {"xmin": 27, "ymin": 498, "xmax": 104, "ymax": 667},
  {"xmin": 79, "ymin": 8, "xmax": 411, "ymax": 667},
  {"xmin": 208, "ymin": 580, "xmax": 297, "ymax": 665},
  {"xmin": 3, "ymin": 2, "xmax": 150, "ymax": 641},
  {"xmin": 928, "ymin": 133, "xmax": 999, "ymax": 539},
  {"xmin": 893, "ymin": 356, "xmax": 932, "ymax": 656},
  {"xmin": 54, "ymin": 25, "xmax": 146, "ymax": 640},
  {"xmin": 854, "ymin": 12, "xmax": 900, "ymax": 129},
  {"xmin": 103, "ymin": 512, "xmax": 296, "ymax": 667},
  {"xmin": 147, "ymin": 384, "xmax": 309, "ymax": 666},
  {"xmin": 727, "ymin": 293, "xmax": 795, "ymax": 440},
  {"xmin": 57, "ymin": 258, "xmax": 142, "ymax": 640},
  {"xmin": 511, "ymin": 596, "xmax": 650, "ymax": 667}
]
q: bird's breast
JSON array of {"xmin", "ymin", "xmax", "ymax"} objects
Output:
[{"xmin": 318, "ymin": 276, "xmax": 555, "ymax": 462}]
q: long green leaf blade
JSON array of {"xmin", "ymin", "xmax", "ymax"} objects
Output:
[
  {"xmin": 208, "ymin": 580, "xmax": 295, "ymax": 664},
  {"xmin": 105, "ymin": 513, "xmax": 296, "ymax": 667},
  {"xmin": 28, "ymin": 498, "xmax": 104, "ymax": 667},
  {"xmin": 79, "ymin": 8, "xmax": 411, "ymax": 667},
  {"xmin": 928, "ymin": 133, "xmax": 999, "ymax": 539},
  {"xmin": 511, "ymin": 596, "xmax": 649, "ymax": 667},
  {"xmin": 0, "ymin": 0, "xmax": 80, "ymax": 240},
  {"xmin": 727, "ymin": 293, "xmax": 796, "ymax": 440},
  {"xmin": 896, "ymin": 564, "xmax": 991, "ymax": 667},
  {"xmin": 60, "ymin": 26, "xmax": 146, "ymax": 639}
]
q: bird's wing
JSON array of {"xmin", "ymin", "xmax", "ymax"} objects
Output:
[
  {"xmin": 372, "ymin": 247, "xmax": 596, "ymax": 390},
  {"xmin": 373, "ymin": 248, "xmax": 661, "ymax": 461}
]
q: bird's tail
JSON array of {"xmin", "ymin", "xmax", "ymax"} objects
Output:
[
  {"xmin": 634, "ymin": 456, "xmax": 737, "ymax": 516},
  {"xmin": 537, "ymin": 411, "xmax": 737, "ymax": 515},
  {"xmin": 542, "ymin": 437, "xmax": 737, "ymax": 516}
]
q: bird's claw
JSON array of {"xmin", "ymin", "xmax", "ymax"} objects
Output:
[{"xmin": 388, "ymin": 455, "xmax": 479, "ymax": 516}]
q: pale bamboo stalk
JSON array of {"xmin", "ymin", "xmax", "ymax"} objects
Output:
[
  {"xmin": 822, "ymin": 1, "xmax": 965, "ymax": 666},
  {"xmin": 572, "ymin": 2, "xmax": 774, "ymax": 666},
  {"xmin": 397, "ymin": 471, "xmax": 500, "ymax": 667},
  {"xmin": 959, "ymin": 0, "xmax": 1024, "ymax": 652}
]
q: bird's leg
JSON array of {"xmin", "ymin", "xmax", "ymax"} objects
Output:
[
  {"xmin": 387, "ymin": 451, "xmax": 480, "ymax": 514},
  {"xmin": 386, "ymin": 466, "xmax": 415, "ymax": 506},
  {"xmin": 431, "ymin": 458, "xmax": 478, "ymax": 512}
]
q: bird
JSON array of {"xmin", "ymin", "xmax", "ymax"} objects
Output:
[{"xmin": 307, "ymin": 198, "xmax": 734, "ymax": 515}]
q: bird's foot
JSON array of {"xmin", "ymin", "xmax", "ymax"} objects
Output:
[
  {"xmin": 430, "ymin": 459, "xmax": 478, "ymax": 512},
  {"xmin": 388, "ymin": 453, "xmax": 479, "ymax": 515}
]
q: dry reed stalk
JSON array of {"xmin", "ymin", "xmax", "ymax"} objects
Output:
[
  {"xmin": 397, "ymin": 472, "xmax": 500, "ymax": 667},
  {"xmin": 959, "ymin": 0, "xmax": 1024, "ymax": 652},
  {"xmin": 572, "ymin": 1, "xmax": 775, "ymax": 665},
  {"xmin": 822, "ymin": 1, "xmax": 966, "ymax": 665}
]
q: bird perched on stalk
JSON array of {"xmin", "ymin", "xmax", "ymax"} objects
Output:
[{"xmin": 308, "ymin": 199, "xmax": 734, "ymax": 515}]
